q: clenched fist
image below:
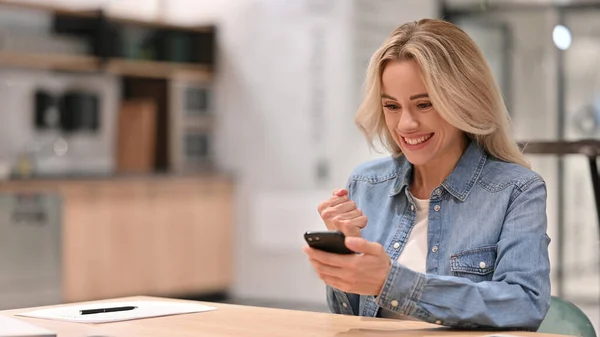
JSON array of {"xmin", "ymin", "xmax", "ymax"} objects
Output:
[{"xmin": 317, "ymin": 189, "xmax": 367, "ymax": 237}]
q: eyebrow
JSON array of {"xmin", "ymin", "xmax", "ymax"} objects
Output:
[
  {"xmin": 381, "ymin": 93, "xmax": 397, "ymax": 100},
  {"xmin": 410, "ymin": 93, "xmax": 429, "ymax": 100},
  {"xmin": 380, "ymin": 93, "xmax": 429, "ymax": 101}
]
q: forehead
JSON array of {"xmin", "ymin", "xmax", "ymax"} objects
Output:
[{"xmin": 381, "ymin": 60, "xmax": 427, "ymax": 96}]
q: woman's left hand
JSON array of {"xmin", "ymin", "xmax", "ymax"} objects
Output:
[{"xmin": 303, "ymin": 237, "xmax": 391, "ymax": 295}]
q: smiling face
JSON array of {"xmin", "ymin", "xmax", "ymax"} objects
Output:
[{"xmin": 381, "ymin": 59, "xmax": 466, "ymax": 167}]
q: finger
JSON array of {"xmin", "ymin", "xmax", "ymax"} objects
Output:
[
  {"xmin": 322, "ymin": 275, "xmax": 347, "ymax": 291},
  {"xmin": 334, "ymin": 208, "xmax": 362, "ymax": 220},
  {"xmin": 328, "ymin": 195, "xmax": 349, "ymax": 208},
  {"xmin": 343, "ymin": 225, "xmax": 363, "ymax": 238},
  {"xmin": 344, "ymin": 237, "xmax": 383, "ymax": 255},
  {"xmin": 333, "ymin": 189, "xmax": 348, "ymax": 197},
  {"xmin": 308, "ymin": 258, "xmax": 344, "ymax": 278},
  {"xmin": 321, "ymin": 200, "xmax": 354, "ymax": 221},
  {"xmin": 347, "ymin": 215, "xmax": 367, "ymax": 229},
  {"xmin": 304, "ymin": 247, "xmax": 346, "ymax": 276},
  {"xmin": 306, "ymin": 247, "xmax": 352, "ymax": 267},
  {"xmin": 320, "ymin": 195, "xmax": 349, "ymax": 214},
  {"xmin": 332, "ymin": 200, "xmax": 356, "ymax": 214},
  {"xmin": 317, "ymin": 200, "xmax": 332, "ymax": 214},
  {"xmin": 337, "ymin": 215, "xmax": 367, "ymax": 237}
]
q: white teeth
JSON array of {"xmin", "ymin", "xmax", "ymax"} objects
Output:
[{"xmin": 404, "ymin": 134, "xmax": 432, "ymax": 145}]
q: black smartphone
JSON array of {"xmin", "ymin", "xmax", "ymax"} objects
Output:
[{"xmin": 304, "ymin": 230, "xmax": 355, "ymax": 254}]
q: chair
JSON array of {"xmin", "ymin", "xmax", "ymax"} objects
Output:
[{"xmin": 537, "ymin": 296, "xmax": 597, "ymax": 337}]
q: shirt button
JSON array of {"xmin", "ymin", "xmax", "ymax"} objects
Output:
[
  {"xmin": 410, "ymin": 204, "xmax": 415, "ymax": 211},
  {"xmin": 479, "ymin": 261, "xmax": 487, "ymax": 269},
  {"xmin": 393, "ymin": 242, "xmax": 400, "ymax": 249},
  {"xmin": 342, "ymin": 302, "xmax": 348, "ymax": 308},
  {"xmin": 391, "ymin": 300, "xmax": 399, "ymax": 307},
  {"xmin": 432, "ymin": 246, "xmax": 438, "ymax": 253},
  {"xmin": 434, "ymin": 205, "xmax": 441, "ymax": 212},
  {"xmin": 435, "ymin": 320, "xmax": 442, "ymax": 325},
  {"xmin": 435, "ymin": 189, "xmax": 442, "ymax": 196}
]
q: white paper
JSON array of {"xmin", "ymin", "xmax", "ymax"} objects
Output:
[
  {"xmin": 0, "ymin": 315, "xmax": 55, "ymax": 337},
  {"xmin": 15, "ymin": 300, "xmax": 216, "ymax": 324}
]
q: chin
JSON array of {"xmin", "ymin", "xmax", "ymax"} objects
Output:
[
  {"xmin": 399, "ymin": 143, "xmax": 437, "ymax": 166},
  {"xmin": 402, "ymin": 153, "xmax": 433, "ymax": 166}
]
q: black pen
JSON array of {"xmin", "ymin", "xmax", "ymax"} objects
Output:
[{"xmin": 80, "ymin": 306, "xmax": 137, "ymax": 315}]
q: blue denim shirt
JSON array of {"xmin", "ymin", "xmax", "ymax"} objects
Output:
[{"xmin": 326, "ymin": 141, "xmax": 551, "ymax": 330}]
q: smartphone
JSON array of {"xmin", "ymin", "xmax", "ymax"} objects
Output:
[{"xmin": 304, "ymin": 230, "xmax": 355, "ymax": 254}]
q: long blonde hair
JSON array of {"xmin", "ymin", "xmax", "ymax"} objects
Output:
[{"xmin": 355, "ymin": 18, "xmax": 530, "ymax": 168}]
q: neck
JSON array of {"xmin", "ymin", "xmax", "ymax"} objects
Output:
[{"xmin": 410, "ymin": 137, "xmax": 469, "ymax": 199}]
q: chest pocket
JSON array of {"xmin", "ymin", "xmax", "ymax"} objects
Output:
[{"xmin": 450, "ymin": 245, "xmax": 497, "ymax": 282}]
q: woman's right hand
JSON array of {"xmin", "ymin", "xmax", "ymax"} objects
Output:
[{"xmin": 318, "ymin": 189, "xmax": 367, "ymax": 237}]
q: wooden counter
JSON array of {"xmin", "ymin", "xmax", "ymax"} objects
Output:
[{"xmin": 0, "ymin": 175, "xmax": 234, "ymax": 303}]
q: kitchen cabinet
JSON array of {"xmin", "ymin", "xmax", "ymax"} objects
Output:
[
  {"xmin": 0, "ymin": 193, "xmax": 62, "ymax": 309},
  {"xmin": 0, "ymin": 175, "xmax": 233, "ymax": 303}
]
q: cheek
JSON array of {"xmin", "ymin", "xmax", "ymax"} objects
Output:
[
  {"xmin": 383, "ymin": 114, "xmax": 397, "ymax": 133},
  {"xmin": 429, "ymin": 111, "xmax": 455, "ymax": 137},
  {"xmin": 439, "ymin": 125, "xmax": 464, "ymax": 146},
  {"xmin": 384, "ymin": 115, "xmax": 400, "ymax": 142}
]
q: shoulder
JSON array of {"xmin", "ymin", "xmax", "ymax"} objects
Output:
[
  {"xmin": 479, "ymin": 156, "xmax": 545, "ymax": 193},
  {"xmin": 348, "ymin": 156, "xmax": 407, "ymax": 184}
]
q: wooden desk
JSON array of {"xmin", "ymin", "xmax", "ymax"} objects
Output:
[{"xmin": 0, "ymin": 296, "xmax": 567, "ymax": 337}]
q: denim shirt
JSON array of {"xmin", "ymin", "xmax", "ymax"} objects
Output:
[{"xmin": 326, "ymin": 141, "xmax": 551, "ymax": 330}]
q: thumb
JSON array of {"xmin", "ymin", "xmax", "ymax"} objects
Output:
[
  {"xmin": 345, "ymin": 237, "xmax": 381, "ymax": 255},
  {"xmin": 333, "ymin": 189, "xmax": 348, "ymax": 197}
]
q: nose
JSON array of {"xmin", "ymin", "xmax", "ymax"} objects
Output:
[{"xmin": 397, "ymin": 109, "xmax": 419, "ymax": 132}]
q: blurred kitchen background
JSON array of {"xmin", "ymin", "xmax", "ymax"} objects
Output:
[{"xmin": 0, "ymin": 0, "xmax": 597, "ymax": 332}]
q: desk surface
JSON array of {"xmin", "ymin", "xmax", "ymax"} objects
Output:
[{"xmin": 0, "ymin": 296, "xmax": 567, "ymax": 337}]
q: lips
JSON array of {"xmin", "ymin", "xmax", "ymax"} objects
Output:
[{"xmin": 402, "ymin": 133, "xmax": 433, "ymax": 145}]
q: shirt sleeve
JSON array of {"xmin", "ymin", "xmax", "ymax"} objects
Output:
[{"xmin": 326, "ymin": 285, "xmax": 358, "ymax": 315}]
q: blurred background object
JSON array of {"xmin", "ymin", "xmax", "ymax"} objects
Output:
[
  {"xmin": 116, "ymin": 99, "xmax": 156, "ymax": 173},
  {"xmin": 0, "ymin": 0, "xmax": 596, "ymax": 332}
]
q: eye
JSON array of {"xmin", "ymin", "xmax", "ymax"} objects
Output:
[
  {"xmin": 383, "ymin": 103, "xmax": 400, "ymax": 112},
  {"xmin": 417, "ymin": 102, "xmax": 433, "ymax": 110}
]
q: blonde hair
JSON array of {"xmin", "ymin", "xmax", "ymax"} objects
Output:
[{"xmin": 355, "ymin": 18, "xmax": 530, "ymax": 168}]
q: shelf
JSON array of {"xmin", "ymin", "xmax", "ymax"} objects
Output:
[
  {"xmin": 106, "ymin": 58, "xmax": 213, "ymax": 81},
  {"xmin": 0, "ymin": 0, "xmax": 213, "ymax": 33},
  {"xmin": 184, "ymin": 115, "xmax": 215, "ymax": 130},
  {"xmin": 0, "ymin": 52, "xmax": 212, "ymax": 80},
  {"xmin": 0, "ymin": 1, "xmax": 215, "ymax": 79},
  {"xmin": 109, "ymin": 15, "xmax": 214, "ymax": 33},
  {"xmin": 519, "ymin": 139, "xmax": 600, "ymax": 157},
  {"xmin": 0, "ymin": 0, "xmax": 97, "ymax": 18},
  {"xmin": 0, "ymin": 51, "xmax": 100, "ymax": 72}
]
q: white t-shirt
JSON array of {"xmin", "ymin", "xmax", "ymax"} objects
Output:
[
  {"xmin": 397, "ymin": 196, "xmax": 429, "ymax": 273},
  {"xmin": 378, "ymin": 196, "xmax": 429, "ymax": 320}
]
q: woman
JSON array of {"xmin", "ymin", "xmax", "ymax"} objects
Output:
[{"xmin": 303, "ymin": 18, "xmax": 551, "ymax": 330}]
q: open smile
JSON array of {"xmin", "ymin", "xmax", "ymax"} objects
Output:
[{"xmin": 400, "ymin": 133, "xmax": 434, "ymax": 149}]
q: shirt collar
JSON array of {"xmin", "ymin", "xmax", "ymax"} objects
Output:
[{"xmin": 389, "ymin": 141, "xmax": 487, "ymax": 201}]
